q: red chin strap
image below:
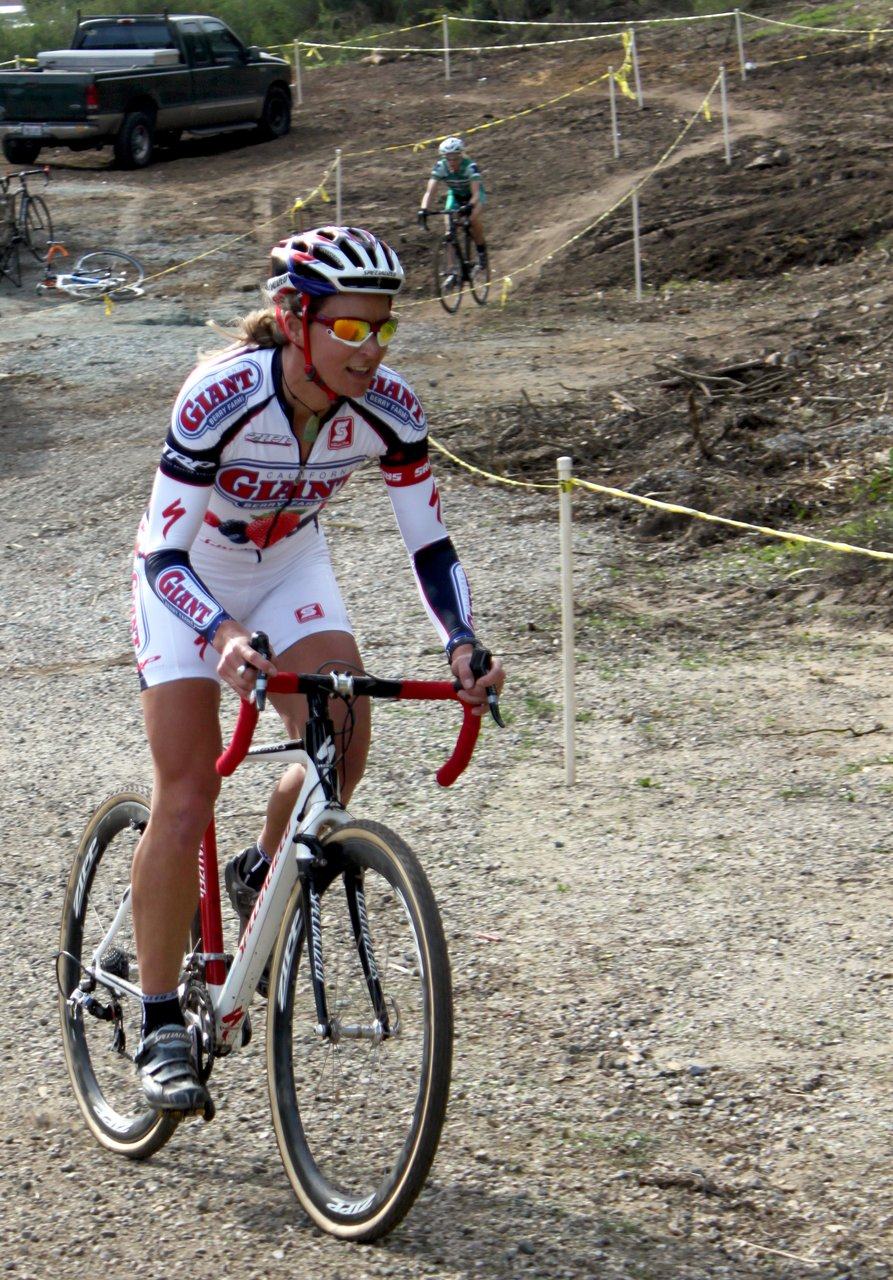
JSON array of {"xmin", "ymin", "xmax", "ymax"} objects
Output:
[{"xmin": 275, "ymin": 297, "xmax": 339, "ymax": 404}]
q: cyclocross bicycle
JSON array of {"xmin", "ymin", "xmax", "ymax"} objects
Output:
[
  {"xmin": 58, "ymin": 636, "xmax": 500, "ymax": 1241},
  {"xmin": 431, "ymin": 205, "xmax": 491, "ymax": 314},
  {"xmin": 0, "ymin": 166, "xmax": 53, "ymax": 286},
  {"xmin": 37, "ymin": 246, "xmax": 144, "ymax": 300}
]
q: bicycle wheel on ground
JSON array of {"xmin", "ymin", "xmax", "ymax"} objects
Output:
[
  {"xmin": 434, "ymin": 237, "xmax": 463, "ymax": 314},
  {"xmin": 58, "ymin": 791, "xmax": 180, "ymax": 1159},
  {"xmin": 267, "ymin": 819, "xmax": 453, "ymax": 1242},
  {"xmin": 73, "ymin": 250, "xmax": 145, "ymax": 299},
  {"xmin": 20, "ymin": 194, "xmax": 53, "ymax": 262}
]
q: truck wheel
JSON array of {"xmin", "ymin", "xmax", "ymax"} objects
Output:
[
  {"xmin": 257, "ymin": 88, "xmax": 291, "ymax": 141},
  {"xmin": 3, "ymin": 137, "xmax": 42, "ymax": 165},
  {"xmin": 114, "ymin": 112, "xmax": 154, "ymax": 168}
]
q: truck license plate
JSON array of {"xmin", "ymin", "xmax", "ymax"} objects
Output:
[{"xmin": 22, "ymin": 124, "xmax": 45, "ymax": 136}]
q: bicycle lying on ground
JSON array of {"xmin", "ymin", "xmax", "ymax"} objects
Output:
[
  {"xmin": 37, "ymin": 246, "xmax": 145, "ymax": 300},
  {"xmin": 424, "ymin": 204, "xmax": 491, "ymax": 314},
  {"xmin": 0, "ymin": 165, "xmax": 53, "ymax": 286},
  {"xmin": 57, "ymin": 636, "xmax": 501, "ymax": 1241}
]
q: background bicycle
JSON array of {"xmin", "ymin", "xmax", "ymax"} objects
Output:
[
  {"xmin": 0, "ymin": 165, "xmax": 53, "ymax": 286},
  {"xmin": 58, "ymin": 654, "xmax": 496, "ymax": 1241},
  {"xmin": 429, "ymin": 205, "xmax": 491, "ymax": 314}
]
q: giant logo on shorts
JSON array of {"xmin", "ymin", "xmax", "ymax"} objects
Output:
[{"xmin": 177, "ymin": 360, "xmax": 263, "ymax": 439}]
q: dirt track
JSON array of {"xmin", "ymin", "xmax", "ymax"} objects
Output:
[{"xmin": 2, "ymin": 12, "xmax": 893, "ymax": 1278}]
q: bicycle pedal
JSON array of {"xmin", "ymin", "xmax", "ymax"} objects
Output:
[{"xmin": 202, "ymin": 1097, "xmax": 216, "ymax": 1123}]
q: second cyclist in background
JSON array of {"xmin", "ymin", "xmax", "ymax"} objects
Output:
[{"xmin": 418, "ymin": 137, "xmax": 488, "ymax": 269}]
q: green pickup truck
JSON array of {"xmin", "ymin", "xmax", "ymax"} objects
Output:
[{"xmin": 0, "ymin": 12, "xmax": 293, "ymax": 168}]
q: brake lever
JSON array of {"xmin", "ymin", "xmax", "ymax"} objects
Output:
[
  {"xmin": 469, "ymin": 645, "xmax": 505, "ymax": 729},
  {"xmin": 249, "ymin": 630, "xmax": 272, "ymax": 713}
]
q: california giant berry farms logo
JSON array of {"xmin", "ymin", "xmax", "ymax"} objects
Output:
[{"xmin": 177, "ymin": 360, "xmax": 263, "ymax": 439}]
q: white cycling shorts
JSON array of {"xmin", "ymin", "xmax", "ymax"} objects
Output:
[{"xmin": 131, "ymin": 521, "xmax": 353, "ymax": 689}]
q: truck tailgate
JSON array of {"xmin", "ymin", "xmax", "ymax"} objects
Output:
[{"xmin": 0, "ymin": 71, "xmax": 91, "ymax": 121}]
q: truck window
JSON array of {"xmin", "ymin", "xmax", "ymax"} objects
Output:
[
  {"xmin": 202, "ymin": 21, "xmax": 245, "ymax": 65},
  {"xmin": 180, "ymin": 23, "xmax": 212, "ymax": 67},
  {"xmin": 78, "ymin": 20, "xmax": 177, "ymax": 50}
]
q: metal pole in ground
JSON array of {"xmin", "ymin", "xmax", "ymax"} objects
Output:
[
  {"xmin": 735, "ymin": 9, "xmax": 748, "ymax": 81},
  {"xmin": 608, "ymin": 68, "xmax": 620, "ymax": 158},
  {"xmin": 632, "ymin": 190, "xmax": 642, "ymax": 302},
  {"xmin": 630, "ymin": 29, "xmax": 644, "ymax": 108},
  {"xmin": 293, "ymin": 40, "xmax": 303, "ymax": 106},
  {"xmin": 558, "ymin": 456, "xmax": 577, "ymax": 788},
  {"xmin": 719, "ymin": 65, "xmax": 732, "ymax": 165},
  {"xmin": 335, "ymin": 148, "xmax": 342, "ymax": 224},
  {"xmin": 443, "ymin": 14, "xmax": 451, "ymax": 83}
]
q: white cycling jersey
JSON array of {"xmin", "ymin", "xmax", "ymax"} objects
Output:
[{"xmin": 133, "ymin": 344, "xmax": 476, "ymax": 681}]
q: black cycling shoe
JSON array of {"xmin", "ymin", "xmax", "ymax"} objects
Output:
[
  {"xmin": 224, "ymin": 850, "xmax": 271, "ymax": 998},
  {"xmin": 135, "ymin": 1024, "xmax": 211, "ymax": 1113}
]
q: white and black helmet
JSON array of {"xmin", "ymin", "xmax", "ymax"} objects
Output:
[
  {"xmin": 267, "ymin": 226, "xmax": 405, "ymax": 301},
  {"xmin": 438, "ymin": 136, "xmax": 464, "ymax": 155}
]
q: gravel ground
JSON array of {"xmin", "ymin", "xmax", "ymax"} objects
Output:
[{"xmin": 2, "ymin": 296, "xmax": 893, "ymax": 1279}]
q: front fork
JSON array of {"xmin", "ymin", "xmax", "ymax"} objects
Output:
[{"xmin": 300, "ymin": 858, "xmax": 392, "ymax": 1043}]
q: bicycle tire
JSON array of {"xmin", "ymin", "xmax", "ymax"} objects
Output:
[
  {"xmin": 267, "ymin": 819, "xmax": 453, "ymax": 1241},
  {"xmin": 0, "ymin": 238, "xmax": 21, "ymax": 287},
  {"xmin": 73, "ymin": 250, "xmax": 145, "ymax": 299},
  {"xmin": 58, "ymin": 791, "xmax": 180, "ymax": 1159},
  {"xmin": 434, "ymin": 237, "xmax": 463, "ymax": 314},
  {"xmin": 20, "ymin": 194, "xmax": 53, "ymax": 262}
]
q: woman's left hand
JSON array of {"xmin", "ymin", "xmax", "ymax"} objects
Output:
[{"xmin": 451, "ymin": 644, "xmax": 505, "ymax": 718}]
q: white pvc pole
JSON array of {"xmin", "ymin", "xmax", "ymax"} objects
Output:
[
  {"xmin": 629, "ymin": 30, "xmax": 644, "ymax": 108},
  {"xmin": 443, "ymin": 14, "xmax": 451, "ymax": 82},
  {"xmin": 335, "ymin": 148, "xmax": 342, "ymax": 224},
  {"xmin": 608, "ymin": 69, "xmax": 620, "ymax": 159},
  {"xmin": 735, "ymin": 9, "xmax": 747, "ymax": 81},
  {"xmin": 632, "ymin": 190, "xmax": 642, "ymax": 302},
  {"xmin": 293, "ymin": 39, "xmax": 303, "ymax": 105},
  {"xmin": 719, "ymin": 65, "xmax": 731, "ymax": 165},
  {"xmin": 557, "ymin": 456, "xmax": 576, "ymax": 788}
]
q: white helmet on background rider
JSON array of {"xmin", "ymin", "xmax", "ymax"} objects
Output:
[
  {"xmin": 438, "ymin": 136, "xmax": 464, "ymax": 156},
  {"xmin": 266, "ymin": 226, "xmax": 404, "ymax": 303}
]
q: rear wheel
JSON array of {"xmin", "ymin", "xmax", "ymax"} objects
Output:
[
  {"xmin": 267, "ymin": 820, "xmax": 453, "ymax": 1241},
  {"xmin": 114, "ymin": 112, "xmax": 154, "ymax": 169},
  {"xmin": 2, "ymin": 137, "xmax": 41, "ymax": 165},
  {"xmin": 58, "ymin": 791, "xmax": 179, "ymax": 1158},
  {"xmin": 20, "ymin": 194, "xmax": 54, "ymax": 262},
  {"xmin": 434, "ymin": 237, "xmax": 463, "ymax": 314}
]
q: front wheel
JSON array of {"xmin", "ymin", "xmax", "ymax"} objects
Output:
[
  {"xmin": 20, "ymin": 194, "xmax": 54, "ymax": 262},
  {"xmin": 58, "ymin": 791, "xmax": 179, "ymax": 1158},
  {"xmin": 267, "ymin": 820, "xmax": 453, "ymax": 1241},
  {"xmin": 434, "ymin": 237, "xmax": 463, "ymax": 314},
  {"xmin": 257, "ymin": 87, "xmax": 292, "ymax": 140}
]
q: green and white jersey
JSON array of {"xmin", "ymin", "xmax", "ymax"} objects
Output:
[{"xmin": 430, "ymin": 156, "xmax": 485, "ymax": 201}]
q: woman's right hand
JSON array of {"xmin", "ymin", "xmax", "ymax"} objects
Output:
[{"xmin": 215, "ymin": 621, "xmax": 278, "ymax": 697}]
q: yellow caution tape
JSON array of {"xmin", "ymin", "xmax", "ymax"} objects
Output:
[
  {"xmin": 499, "ymin": 276, "xmax": 512, "ymax": 307},
  {"xmin": 613, "ymin": 32, "xmax": 636, "ymax": 101},
  {"xmin": 103, "ymin": 295, "xmax": 114, "ymax": 317},
  {"xmin": 701, "ymin": 96, "xmax": 713, "ymax": 123},
  {"xmin": 428, "ymin": 439, "xmax": 893, "ymax": 563},
  {"xmin": 447, "ymin": 12, "xmax": 738, "ymax": 27},
  {"xmin": 344, "ymin": 58, "xmax": 621, "ymax": 159},
  {"xmin": 305, "ymin": 46, "xmax": 323, "ymax": 61}
]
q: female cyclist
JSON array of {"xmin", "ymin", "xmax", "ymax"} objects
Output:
[
  {"xmin": 418, "ymin": 136, "xmax": 488, "ymax": 267},
  {"xmin": 129, "ymin": 226, "xmax": 505, "ymax": 1110}
]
